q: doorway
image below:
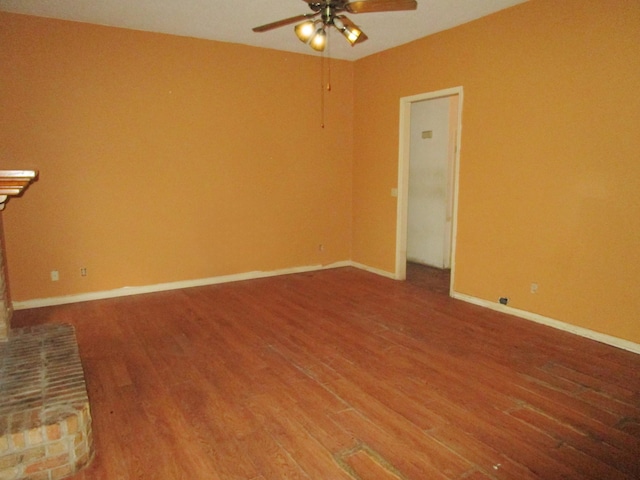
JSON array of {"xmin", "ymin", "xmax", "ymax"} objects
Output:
[{"xmin": 394, "ymin": 87, "xmax": 463, "ymax": 296}]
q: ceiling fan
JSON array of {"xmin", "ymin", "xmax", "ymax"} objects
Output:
[{"xmin": 253, "ymin": 0, "xmax": 418, "ymax": 52}]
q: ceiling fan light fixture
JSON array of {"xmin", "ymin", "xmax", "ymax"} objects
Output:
[
  {"xmin": 309, "ymin": 27, "xmax": 327, "ymax": 52},
  {"xmin": 294, "ymin": 20, "xmax": 316, "ymax": 43},
  {"xmin": 342, "ymin": 25, "xmax": 363, "ymax": 45},
  {"xmin": 333, "ymin": 15, "xmax": 366, "ymax": 46}
]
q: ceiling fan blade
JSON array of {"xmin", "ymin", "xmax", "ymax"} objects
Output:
[
  {"xmin": 253, "ymin": 13, "xmax": 317, "ymax": 33},
  {"xmin": 345, "ymin": 0, "xmax": 417, "ymax": 14}
]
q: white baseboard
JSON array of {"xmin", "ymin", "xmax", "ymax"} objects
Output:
[
  {"xmin": 13, "ymin": 262, "xmax": 638, "ymax": 355},
  {"xmin": 350, "ymin": 261, "xmax": 398, "ymax": 279},
  {"xmin": 453, "ymin": 292, "xmax": 640, "ymax": 355},
  {"xmin": 13, "ymin": 261, "xmax": 352, "ymax": 310}
]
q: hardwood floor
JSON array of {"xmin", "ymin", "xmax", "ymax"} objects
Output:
[{"xmin": 12, "ymin": 265, "xmax": 640, "ymax": 479}]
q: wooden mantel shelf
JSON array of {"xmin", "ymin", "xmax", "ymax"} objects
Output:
[{"xmin": 0, "ymin": 170, "xmax": 38, "ymax": 210}]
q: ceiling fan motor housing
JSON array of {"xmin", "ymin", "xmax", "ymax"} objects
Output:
[
  {"xmin": 307, "ymin": 1, "xmax": 349, "ymax": 25},
  {"xmin": 307, "ymin": 1, "xmax": 349, "ymax": 13}
]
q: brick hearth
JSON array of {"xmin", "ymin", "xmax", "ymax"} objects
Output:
[{"xmin": 0, "ymin": 324, "xmax": 94, "ymax": 480}]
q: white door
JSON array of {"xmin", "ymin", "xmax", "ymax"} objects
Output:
[{"xmin": 407, "ymin": 96, "xmax": 457, "ymax": 269}]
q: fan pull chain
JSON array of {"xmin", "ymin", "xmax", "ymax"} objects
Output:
[
  {"xmin": 326, "ymin": 31, "xmax": 332, "ymax": 92},
  {"xmin": 320, "ymin": 37, "xmax": 332, "ymax": 129},
  {"xmin": 320, "ymin": 51, "xmax": 326, "ymax": 128}
]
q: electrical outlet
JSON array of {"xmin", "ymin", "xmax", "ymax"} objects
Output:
[
  {"xmin": 50, "ymin": 270, "xmax": 59, "ymax": 282},
  {"xmin": 318, "ymin": 244, "xmax": 324, "ymax": 252},
  {"xmin": 80, "ymin": 268, "xmax": 87, "ymax": 277},
  {"xmin": 530, "ymin": 282, "xmax": 538, "ymax": 293}
]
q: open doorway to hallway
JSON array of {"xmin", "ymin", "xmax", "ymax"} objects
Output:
[
  {"xmin": 395, "ymin": 87, "xmax": 463, "ymax": 296},
  {"xmin": 407, "ymin": 95, "xmax": 458, "ymax": 269}
]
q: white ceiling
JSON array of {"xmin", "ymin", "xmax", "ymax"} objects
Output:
[{"xmin": 0, "ymin": 0, "xmax": 528, "ymax": 61}]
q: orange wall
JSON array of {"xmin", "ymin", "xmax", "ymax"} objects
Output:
[
  {"xmin": 352, "ymin": 0, "xmax": 640, "ymax": 343},
  {"xmin": 0, "ymin": 13, "xmax": 353, "ymax": 300}
]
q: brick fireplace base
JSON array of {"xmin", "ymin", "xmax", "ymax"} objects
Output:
[{"xmin": 0, "ymin": 324, "xmax": 94, "ymax": 480}]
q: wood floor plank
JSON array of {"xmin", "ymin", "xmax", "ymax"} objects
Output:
[
  {"xmin": 246, "ymin": 389, "xmax": 358, "ymax": 458},
  {"xmin": 331, "ymin": 408, "xmax": 461, "ymax": 480},
  {"xmin": 251, "ymin": 394, "xmax": 355, "ymax": 480},
  {"xmin": 423, "ymin": 394, "xmax": 583, "ymax": 479},
  {"xmin": 542, "ymin": 361, "xmax": 640, "ymax": 406},
  {"xmin": 426, "ymin": 423, "xmax": 541, "ymax": 480},
  {"xmin": 343, "ymin": 448, "xmax": 404, "ymax": 480},
  {"xmin": 237, "ymin": 426, "xmax": 312, "ymax": 480},
  {"xmin": 510, "ymin": 405, "xmax": 640, "ymax": 478},
  {"xmin": 9, "ymin": 264, "xmax": 640, "ymax": 480}
]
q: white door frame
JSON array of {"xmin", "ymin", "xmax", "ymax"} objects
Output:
[{"xmin": 394, "ymin": 86, "xmax": 463, "ymax": 296}]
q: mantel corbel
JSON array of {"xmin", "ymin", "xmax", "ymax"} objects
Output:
[{"xmin": 0, "ymin": 170, "xmax": 38, "ymax": 210}]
